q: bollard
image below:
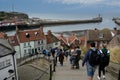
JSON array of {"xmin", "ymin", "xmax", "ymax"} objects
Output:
[
  {"xmin": 49, "ymin": 63, "xmax": 52, "ymax": 80},
  {"xmin": 118, "ymin": 70, "xmax": 120, "ymax": 80}
]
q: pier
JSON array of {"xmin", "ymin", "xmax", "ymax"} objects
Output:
[
  {"xmin": 0, "ymin": 17, "xmax": 102, "ymax": 31},
  {"xmin": 40, "ymin": 17, "xmax": 102, "ymax": 25}
]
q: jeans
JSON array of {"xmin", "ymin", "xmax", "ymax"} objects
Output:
[{"xmin": 86, "ymin": 62, "xmax": 96, "ymax": 77}]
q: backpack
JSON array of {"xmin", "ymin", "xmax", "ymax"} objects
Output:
[
  {"xmin": 76, "ymin": 49, "xmax": 81, "ymax": 60},
  {"xmin": 89, "ymin": 49, "xmax": 100, "ymax": 67},
  {"xmin": 76, "ymin": 49, "xmax": 81, "ymax": 55},
  {"xmin": 100, "ymin": 49, "xmax": 110, "ymax": 66}
]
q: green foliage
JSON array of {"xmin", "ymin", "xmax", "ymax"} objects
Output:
[
  {"xmin": 81, "ymin": 46, "xmax": 88, "ymax": 57},
  {"xmin": 110, "ymin": 46, "xmax": 120, "ymax": 64},
  {"xmin": 0, "ymin": 11, "xmax": 29, "ymax": 21},
  {"xmin": 101, "ymin": 28, "xmax": 110, "ymax": 31}
]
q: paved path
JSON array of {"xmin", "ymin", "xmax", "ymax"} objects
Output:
[{"xmin": 52, "ymin": 57, "xmax": 116, "ymax": 80}]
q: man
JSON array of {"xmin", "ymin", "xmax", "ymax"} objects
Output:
[{"xmin": 82, "ymin": 42, "xmax": 100, "ymax": 80}]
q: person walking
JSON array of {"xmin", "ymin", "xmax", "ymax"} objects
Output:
[
  {"xmin": 58, "ymin": 49, "xmax": 64, "ymax": 66},
  {"xmin": 70, "ymin": 48, "xmax": 77, "ymax": 69},
  {"xmin": 51, "ymin": 47, "xmax": 56, "ymax": 58},
  {"xmin": 75, "ymin": 46, "xmax": 81, "ymax": 69},
  {"xmin": 82, "ymin": 42, "xmax": 100, "ymax": 80},
  {"xmin": 97, "ymin": 43, "xmax": 110, "ymax": 80}
]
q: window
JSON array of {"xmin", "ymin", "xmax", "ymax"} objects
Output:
[
  {"xmin": 55, "ymin": 42, "xmax": 58, "ymax": 45},
  {"xmin": 24, "ymin": 50, "xmax": 26, "ymax": 53},
  {"xmin": 28, "ymin": 42, "xmax": 30, "ymax": 46},
  {"xmin": 28, "ymin": 49, "xmax": 31, "ymax": 54},
  {"xmin": 6, "ymin": 59, "xmax": 11, "ymax": 66},
  {"xmin": 0, "ymin": 61, "xmax": 5, "ymax": 70},
  {"xmin": 24, "ymin": 43, "xmax": 26, "ymax": 47},
  {"xmin": 41, "ymin": 46, "xmax": 44, "ymax": 51},
  {"xmin": 38, "ymin": 47, "xmax": 40, "ymax": 51},
  {"xmin": 98, "ymin": 33, "xmax": 104, "ymax": 38},
  {"xmin": 41, "ymin": 40, "xmax": 43, "ymax": 44},
  {"xmin": 0, "ymin": 59, "xmax": 12, "ymax": 70},
  {"xmin": 25, "ymin": 33, "xmax": 30, "ymax": 38},
  {"xmin": 38, "ymin": 41, "xmax": 40, "ymax": 45}
]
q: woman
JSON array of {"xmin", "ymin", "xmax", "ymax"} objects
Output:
[{"xmin": 97, "ymin": 43, "xmax": 110, "ymax": 80}]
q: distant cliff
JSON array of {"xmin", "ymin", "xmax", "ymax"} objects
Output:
[{"xmin": 0, "ymin": 11, "xmax": 29, "ymax": 21}]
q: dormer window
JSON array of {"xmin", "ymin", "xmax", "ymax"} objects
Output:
[
  {"xmin": 98, "ymin": 33, "xmax": 104, "ymax": 38},
  {"xmin": 26, "ymin": 33, "xmax": 30, "ymax": 38},
  {"xmin": 35, "ymin": 32, "xmax": 38, "ymax": 37}
]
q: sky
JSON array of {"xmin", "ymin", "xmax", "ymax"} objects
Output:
[{"xmin": 0, "ymin": 0, "xmax": 120, "ymax": 20}]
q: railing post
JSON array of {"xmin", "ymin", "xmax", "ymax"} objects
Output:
[
  {"xmin": 118, "ymin": 70, "xmax": 120, "ymax": 80},
  {"xmin": 49, "ymin": 62, "xmax": 52, "ymax": 80},
  {"xmin": 53, "ymin": 58, "xmax": 56, "ymax": 72}
]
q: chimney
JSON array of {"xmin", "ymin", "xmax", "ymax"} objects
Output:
[
  {"xmin": 60, "ymin": 33, "xmax": 63, "ymax": 37},
  {"xmin": 16, "ymin": 26, "xmax": 19, "ymax": 34},
  {"xmin": 0, "ymin": 32, "xmax": 8, "ymax": 39},
  {"xmin": 47, "ymin": 30, "xmax": 52, "ymax": 35},
  {"xmin": 94, "ymin": 28, "xmax": 98, "ymax": 30},
  {"xmin": 39, "ymin": 26, "xmax": 43, "ymax": 32},
  {"xmin": 113, "ymin": 27, "xmax": 118, "ymax": 35}
]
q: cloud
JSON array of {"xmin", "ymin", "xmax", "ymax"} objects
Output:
[
  {"xmin": 48, "ymin": 0, "xmax": 104, "ymax": 4},
  {"xmin": 47, "ymin": 0, "xmax": 120, "ymax": 7},
  {"xmin": 105, "ymin": 1, "xmax": 120, "ymax": 7}
]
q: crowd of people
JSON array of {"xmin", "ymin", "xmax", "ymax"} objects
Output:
[{"xmin": 41, "ymin": 42, "xmax": 110, "ymax": 80}]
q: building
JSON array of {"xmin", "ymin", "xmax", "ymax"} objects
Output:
[
  {"xmin": 15, "ymin": 27, "xmax": 46, "ymax": 58},
  {"xmin": 79, "ymin": 36, "xmax": 86, "ymax": 46},
  {"xmin": 57, "ymin": 33, "xmax": 69, "ymax": 48},
  {"xmin": 57, "ymin": 33, "xmax": 81, "ymax": 49},
  {"xmin": 109, "ymin": 34, "xmax": 120, "ymax": 48},
  {"xmin": 8, "ymin": 35, "xmax": 20, "ymax": 59},
  {"xmin": 85, "ymin": 29, "xmax": 113, "ymax": 48},
  {"xmin": 0, "ymin": 39, "xmax": 18, "ymax": 80},
  {"xmin": 46, "ymin": 30, "xmax": 60, "ymax": 50},
  {"xmin": 68, "ymin": 34, "xmax": 80, "ymax": 48}
]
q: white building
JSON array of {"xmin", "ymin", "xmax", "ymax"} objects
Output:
[
  {"xmin": 15, "ymin": 28, "xmax": 46, "ymax": 58},
  {"xmin": 0, "ymin": 39, "xmax": 18, "ymax": 80}
]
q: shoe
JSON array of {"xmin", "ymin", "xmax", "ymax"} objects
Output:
[
  {"xmin": 97, "ymin": 76, "xmax": 101, "ymax": 80},
  {"xmin": 103, "ymin": 75, "xmax": 106, "ymax": 79}
]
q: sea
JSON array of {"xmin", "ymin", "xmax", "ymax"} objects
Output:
[{"xmin": 5, "ymin": 14, "xmax": 120, "ymax": 36}]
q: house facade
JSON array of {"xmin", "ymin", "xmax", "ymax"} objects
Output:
[
  {"xmin": 68, "ymin": 34, "xmax": 80, "ymax": 48},
  {"xmin": 109, "ymin": 34, "xmax": 120, "ymax": 48},
  {"xmin": 0, "ymin": 39, "xmax": 18, "ymax": 80},
  {"xmin": 15, "ymin": 27, "xmax": 46, "ymax": 58},
  {"xmin": 57, "ymin": 33, "xmax": 69, "ymax": 49},
  {"xmin": 46, "ymin": 30, "xmax": 60, "ymax": 50},
  {"xmin": 57, "ymin": 33, "xmax": 81, "ymax": 49},
  {"xmin": 8, "ymin": 35, "xmax": 21, "ymax": 59},
  {"xmin": 85, "ymin": 29, "xmax": 113, "ymax": 48}
]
